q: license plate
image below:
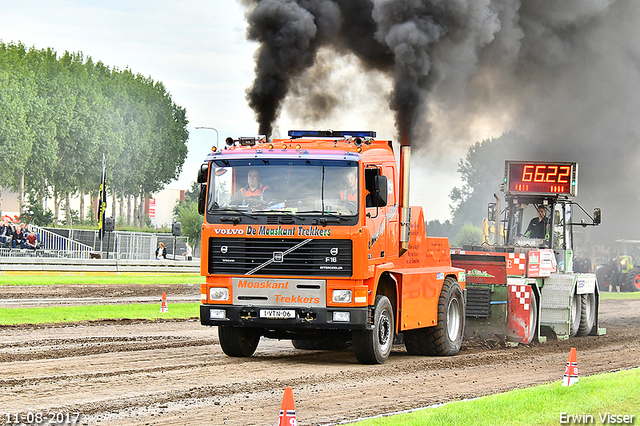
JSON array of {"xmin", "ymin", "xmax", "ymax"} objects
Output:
[{"xmin": 259, "ymin": 309, "xmax": 295, "ymax": 319}]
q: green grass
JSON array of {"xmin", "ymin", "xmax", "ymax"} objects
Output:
[
  {"xmin": 352, "ymin": 368, "xmax": 639, "ymax": 426},
  {"xmin": 0, "ymin": 303, "xmax": 199, "ymax": 325},
  {"xmin": 0, "ymin": 274, "xmax": 204, "ymax": 286},
  {"xmin": 599, "ymin": 291, "xmax": 640, "ymax": 300}
]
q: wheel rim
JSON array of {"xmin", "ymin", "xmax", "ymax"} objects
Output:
[
  {"xmin": 447, "ymin": 297, "xmax": 461, "ymax": 339},
  {"xmin": 634, "ymin": 274, "xmax": 640, "ymax": 290},
  {"xmin": 377, "ymin": 310, "xmax": 392, "ymax": 352}
]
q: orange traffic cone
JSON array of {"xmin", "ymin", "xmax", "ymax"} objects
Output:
[
  {"xmin": 562, "ymin": 347, "xmax": 579, "ymax": 386},
  {"xmin": 160, "ymin": 292, "xmax": 168, "ymax": 313},
  {"xmin": 278, "ymin": 387, "xmax": 296, "ymax": 426}
]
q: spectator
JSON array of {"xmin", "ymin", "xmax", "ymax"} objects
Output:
[
  {"xmin": 155, "ymin": 242, "xmax": 167, "ymax": 260},
  {"xmin": 12, "ymin": 224, "xmax": 26, "ymax": 249},
  {"xmin": 183, "ymin": 241, "xmax": 193, "ymax": 261},
  {"xmin": 0, "ymin": 221, "xmax": 13, "ymax": 247},
  {"xmin": 25, "ymin": 231, "xmax": 41, "ymax": 250}
]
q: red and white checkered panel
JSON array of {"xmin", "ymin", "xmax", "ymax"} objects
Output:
[
  {"xmin": 508, "ymin": 253, "xmax": 527, "ymax": 271},
  {"xmin": 510, "ymin": 284, "xmax": 530, "ymax": 311}
]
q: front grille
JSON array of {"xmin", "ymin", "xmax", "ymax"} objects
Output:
[
  {"xmin": 466, "ymin": 287, "xmax": 491, "ymax": 318},
  {"xmin": 209, "ymin": 238, "xmax": 352, "ymax": 277}
]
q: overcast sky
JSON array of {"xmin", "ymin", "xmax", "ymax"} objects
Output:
[{"xmin": 0, "ymin": 1, "xmax": 472, "ymax": 222}]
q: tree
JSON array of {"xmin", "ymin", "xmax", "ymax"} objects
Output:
[
  {"xmin": 452, "ymin": 223, "xmax": 483, "ymax": 248},
  {"xmin": 426, "ymin": 219, "xmax": 455, "ymax": 240},
  {"xmin": 173, "ymin": 181, "xmax": 202, "ymax": 248},
  {"xmin": 449, "ymin": 132, "xmax": 531, "ymax": 231},
  {"xmin": 174, "ymin": 200, "xmax": 203, "ymax": 249},
  {"xmin": 0, "ymin": 42, "xmax": 189, "ymax": 225}
]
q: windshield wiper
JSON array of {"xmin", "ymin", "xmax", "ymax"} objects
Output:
[
  {"xmin": 213, "ymin": 208, "xmax": 259, "ymax": 222},
  {"xmin": 297, "ymin": 210, "xmax": 345, "ymax": 218}
]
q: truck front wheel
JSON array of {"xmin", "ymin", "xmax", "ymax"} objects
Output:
[
  {"xmin": 352, "ymin": 295, "xmax": 394, "ymax": 364},
  {"xmin": 404, "ymin": 277, "xmax": 464, "ymax": 356},
  {"xmin": 218, "ymin": 326, "xmax": 261, "ymax": 357}
]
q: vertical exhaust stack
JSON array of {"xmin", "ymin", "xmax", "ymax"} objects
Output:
[{"xmin": 399, "ymin": 130, "xmax": 411, "ymax": 256}]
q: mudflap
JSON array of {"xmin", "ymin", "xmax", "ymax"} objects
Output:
[{"xmin": 506, "ymin": 279, "xmax": 541, "ymax": 344}]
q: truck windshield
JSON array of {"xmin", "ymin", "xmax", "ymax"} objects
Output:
[{"xmin": 207, "ymin": 160, "xmax": 359, "ymax": 215}]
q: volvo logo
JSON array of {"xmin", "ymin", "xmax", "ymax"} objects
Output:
[
  {"xmin": 273, "ymin": 252, "xmax": 284, "ymax": 262},
  {"xmin": 330, "ymin": 247, "xmax": 339, "ymax": 256},
  {"xmin": 220, "ymin": 246, "xmax": 228, "ymax": 254}
]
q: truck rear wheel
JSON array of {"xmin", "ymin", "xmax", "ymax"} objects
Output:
[
  {"xmin": 577, "ymin": 292, "xmax": 596, "ymax": 336},
  {"xmin": 352, "ymin": 295, "xmax": 394, "ymax": 364},
  {"xmin": 569, "ymin": 291, "xmax": 582, "ymax": 337},
  {"xmin": 218, "ymin": 326, "xmax": 260, "ymax": 357},
  {"xmin": 404, "ymin": 277, "xmax": 464, "ymax": 356},
  {"xmin": 625, "ymin": 268, "xmax": 640, "ymax": 292}
]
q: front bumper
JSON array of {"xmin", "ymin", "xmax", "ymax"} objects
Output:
[{"xmin": 200, "ymin": 304, "xmax": 369, "ymax": 330}]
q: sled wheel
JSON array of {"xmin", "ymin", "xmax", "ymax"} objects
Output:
[
  {"xmin": 569, "ymin": 290, "xmax": 582, "ymax": 337},
  {"xmin": 523, "ymin": 292, "xmax": 538, "ymax": 344},
  {"xmin": 577, "ymin": 292, "xmax": 596, "ymax": 336}
]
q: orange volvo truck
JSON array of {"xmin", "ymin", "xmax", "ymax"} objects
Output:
[{"xmin": 197, "ymin": 130, "xmax": 466, "ymax": 364}]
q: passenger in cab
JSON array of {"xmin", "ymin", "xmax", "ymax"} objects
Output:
[{"xmin": 340, "ymin": 169, "xmax": 358, "ymax": 202}]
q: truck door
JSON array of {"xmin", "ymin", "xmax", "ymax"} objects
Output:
[{"xmin": 365, "ymin": 165, "xmax": 392, "ymax": 263}]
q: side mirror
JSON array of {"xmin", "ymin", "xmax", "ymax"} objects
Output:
[
  {"xmin": 555, "ymin": 210, "xmax": 561, "ymax": 225},
  {"xmin": 197, "ymin": 163, "xmax": 209, "ymax": 184},
  {"xmin": 372, "ymin": 175, "xmax": 388, "ymax": 207},
  {"xmin": 593, "ymin": 208, "xmax": 601, "ymax": 225},
  {"xmin": 198, "ymin": 184, "xmax": 206, "ymax": 215},
  {"xmin": 487, "ymin": 203, "xmax": 496, "ymax": 222}
]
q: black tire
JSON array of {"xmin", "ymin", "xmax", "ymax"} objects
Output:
[
  {"xmin": 523, "ymin": 291, "xmax": 538, "ymax": 344},
  {"xmin": 352, "ymin": 295, "xmax": 394, "ymax": 364},
  {"xmin": 577, "ymin": 292, "xmax": 596, "ymax": 336},
  {"xmin": 291, "ymin": 339, "xmax": 348, "ymax": 351},
  {"xmin": 218, "ymin": 326, "xmax": 260, "ymax": 357},
  {"xmin": 404, "ymin": 277, "xmax": 464, "ymax": 356},
  {"xmin": 569, "ymin": 290, "xmax": 582, "ymax": 337},
  {"xmin": 624, "ymin": 267, "xmax": 640, "ymax": 292}
]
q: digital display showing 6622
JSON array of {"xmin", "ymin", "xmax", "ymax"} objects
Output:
[{"xmin": 505, "ymin": 161, "xmax": 578, "ymax": 196}]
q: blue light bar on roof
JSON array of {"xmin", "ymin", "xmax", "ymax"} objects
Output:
[{"xmin": 288, "ymin": 130, "xmax": 376, "ymax": 138}]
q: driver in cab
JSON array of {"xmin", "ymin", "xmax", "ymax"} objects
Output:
[
  {"xmin": 233, "ymin": 168, "xmax": 270, "ymax": 205},
  {"xmin": 524, "ymin": 205, "xmax": 550, "ymax": 239}
]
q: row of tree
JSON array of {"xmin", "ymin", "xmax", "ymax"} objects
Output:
[{"xmin": 0, "ymin": 41, "xmax": 189, "ymax": 226}]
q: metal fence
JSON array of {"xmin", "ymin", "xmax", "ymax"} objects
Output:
[{"xmin": 0, "ymin": 226, "xmax": 192, "ymax": 260}]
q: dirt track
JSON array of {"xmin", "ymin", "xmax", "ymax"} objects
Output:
[{"xmin": 1, "ymin": 285, "xmax": 639, "ymax": 426}]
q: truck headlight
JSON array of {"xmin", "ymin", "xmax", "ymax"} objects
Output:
[
  {"xmin": 209, "ymin": 287, "xmax": 229, "ymax": 301},
  {"xmin": 332, "ymin": 289, "xmax": 352, "ymax": 303}
]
